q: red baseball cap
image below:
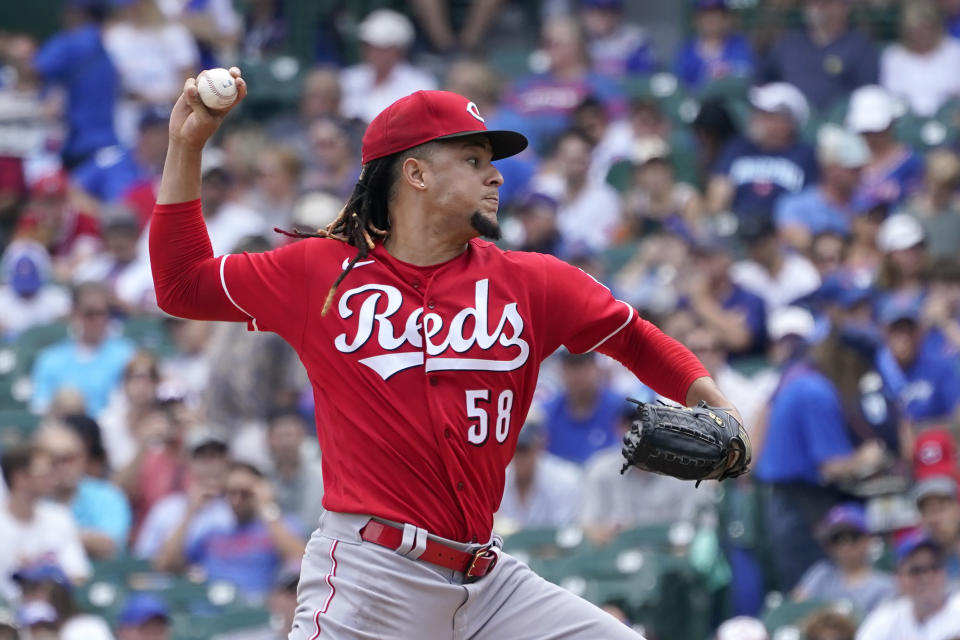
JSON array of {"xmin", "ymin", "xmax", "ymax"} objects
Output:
[
  {"xmin": 913, "ymin": 428, "xmax": 959, "ymax": 482},
  {"xmin": 361, "ymin": 90, "xmax": 528, "ymax": 165}
]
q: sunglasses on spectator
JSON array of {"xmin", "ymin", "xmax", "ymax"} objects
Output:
[
  {"xmin": 828, "ymin": 530, "xmax": 864, "ymax": 545},
  {"xmin": 80, "ymin": 308, "xmax": 109, "ymax": 318},
  {"xmin": 226, "ymin": 488, "xmax": 255, "ymax": 499},
  {"xmin": 904, "ymin": 562, "xmax": 943, "ymax": 577}
]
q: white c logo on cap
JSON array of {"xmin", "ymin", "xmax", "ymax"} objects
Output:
[{"xmin": 466, "ymin": 102, "xmax": 485, "ymax": 123}]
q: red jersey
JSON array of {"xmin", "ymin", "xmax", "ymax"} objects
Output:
[{"xmin": 150, "ymin": 200, "xmax": 707, "ymax": 542}]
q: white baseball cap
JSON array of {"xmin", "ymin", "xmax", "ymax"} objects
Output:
[
  {"xmin": 817, "ymin": 124, "xmax": 869, "ymax": 168},
  {"xmin": 749, "ymin": 82, "xmax": 809, "ymax": 128},
  {"xmin": 877, "ymin": 213, "xmax": 926, "ymax": 252},
  {"xmin": 359, "ymin": 9, "xmax": 415, "ymax": 48},
  {"xmin": 716, "ymin": 616, "xmax": 768, "ymax": 640},
  {"xmin": 768, "ymin": 306, "xmax": 816, "ymax": 342},
  {"xmin": 846, "ymin": 85, "xmax": 906, "ymax": 133}
]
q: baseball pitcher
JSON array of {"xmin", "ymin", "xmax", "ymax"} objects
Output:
[{"xmin": 150, "ymin": 68, "xmax": 749, "ymax": 639}]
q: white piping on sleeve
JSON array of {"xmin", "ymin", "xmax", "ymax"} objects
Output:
[
  {"xmin": 219, "ymin": 255, "xmax": 259, "ymax": 331},
  {"xmin": 585, "ymin": 300, "xmax": 634, "ymax": 353}
]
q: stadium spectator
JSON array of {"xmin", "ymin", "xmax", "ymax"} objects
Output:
[
  {"xmin": 580, "ymin": 0, "xmax": 656, "ymax": 77},
  {"xmin": 502, "ymin": 15, "xmax": 626, "ymax": 153},
  {"xmin": 875, "ymin": 213, "xmax": 928, "ymax": 295},
  {"xmin": 339, "ymin": 9, "xmax": 437, "ymax": 124},
  {"xmin": 755, "ymin": 314, "xmax": 894, "ymax": 590},
  {"xmin": 882, "ymin": 0, "xmax": 960, "ymax": 118},
  {"xmin": 243, "ymin": 146, "xmax": 301, "ymax": 235},
  {"xmin": 0, "ymin": 444, "xmax": 91, "ymax": 603},
  {"xmin": 175, "ymin": 462, "xmax": 305, "ymax": 600},
  {"xmin": 160, "ymin": 319, "xmax": 212, "ymax": 403},
  {"xmin": 158, "ymin": 0, "xmax": 241, "ymax": 70},
  {"xmin": 0, "ymin": 240, "xmax": 71, "ymax": 338},
  {"xmin": 99, "ymin": 351, "xmax": 160, "ymax": 470},
  {"xmin": 621, "ymin": 138, "xmax": 703, "ymax": 242},
  {"xmin": 496, "ymin": 416, "xmax": 582, "ymax": 533},
  {"xmin": 913, "ymin": 475, "xmax": 960, "ymax": 585},
  {"xmin": 505, "ymin": 191, "xmax": 563, "ymax": 255},
  {"xmin": 732, "ymin": 216, "xmax": 821, "ymax": 312},
  {"xmin": 13, "ymin": 170, "xmax": 101, "ymax": 277},
  {"xmin": 136, "ymin": 427, "xmax": 232, "ymax": 565},
  {"xmin": 114, "ymin": 593, "xmax": 170, "ymax": 640},
  {"xmin": 542, "ymin": 351, "xmax": 624, "ymax": 465},
  {"xmin": 692, "ymin": 98, "xmax": 739, "ymax": 187},
  {"xmin": 579, "ymin": 405, "xmax": 702, "ymax": 546},
  {"xmin": 262, "ymin": 409, "xmax": 324, "ymax": 531},
  {"xmin": 72, "ymin": 216, "xmax": 154, "ymax": 313},
  {"xmin": 923, "ymin": 257, "xmax": 960, "ymax": 356},
  {"xmin": 901, "ymin": 149, "xmax": 960, "ymax": 259},
  {"xmin": 30, "ymin": 281, "xmax": 135, "ymax": 416},
  {"xmin": 240, "ymin": 0, "xmax": 286, "ymax": 59},
  {"xmin": 776, "ymin": 125, "xmax": 869, "ymax": 252},
  {"xmin": 103, "ymin": 0, "xmax": 199, "ymax": 145},
  {"xmin": 856, "ymin": 533, "xmax": 960, "ymax": 640},
  {"xmin": 706, "ymin": 83, "xmax": 817, "ymax": 225},
  {"xmin": 801, "ymin": 609, "xmax": 858, "ymax": 640},
  {"xmin": 194, "ymin": 150, "xmax": 266, "ymax": 257},
  {"xmin": 531, "ymin": 129, "xmax": 621, "ymax": 251},
  {"xmin": 408, "ymin": 0, "xmax": 507, "ymax": 54},
  {"xmin": 847, "ymin": 85, "xmax": 925, "ymax": 213},
  {"xmin": 674, "ymin": 0, "xmax": 754, "ymax": 89},
  {"xmin": 681, "ymin": 238, "xmax": 768, "ymax": 359},
  {"xmin": 13, "ymin": 564, "xmax": 112, "ymax": 640},
  {"xmin": 267, "ymin": 67, "xmax": 354, "ymax": 156},
  {"xmin": 35, "ymin": 423, "xmax": 131, "ymax": 559},
  {"xmin": 793, "ymin": 503, "xmax": 896, "ymax": 614},
  {"xmin": 32, "ymin": 0, "xmax": 120, "ymax": 169},
  {"xmin": 71, "ymin": 106, "xmax": 170, "ymax": 223},
  {"xmin": 115, "ymin": 400, "xmax": 191, "ymax": 532},
  {"xmin": 877, "ymin": 292, "xmax": 960, "ymax": 426},
  {"xmin": 300, "ymin": 117, "xmax": 361, "ymax": 200},
  {"xmin": 757, "ymin": 0, "xmax": 879, "ymax": 110},
  {"xmin": 810, "ymin": 231, "xmax": 849, "ymax": 280}
]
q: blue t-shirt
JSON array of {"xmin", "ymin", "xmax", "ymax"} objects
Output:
[
  {"xmin": 72, "ymin": 146, "xmax": 149, "ymax": 203},
  {"xmin": 674, "ymin": 34, "xmax": 754, "ymax": 88},
  {"xmin": 758, "ymin": 29, "xmax": 879, "ymax": 111},
  {"xmin": 755, "ymin": 367, "xmax": 856, "ymax": 484},
  {"xmin": 775, "ymin": 186, "xmax": 854, "ymax": 237},
  {"xmin": 713, "ymin": 136, "xmax": 818, "ymax": 223},
  {"xmin": 34, "ymin": 24, "xmax": 118, "ymax": 160},
  {"xmin": 543, "ymin": 388, "xmax": 626, "ymax": 465},
  {"xmin": 853, "ymin": 150, "xmax": 925, "ymax": 212},
  {"xmin": 502, "ymin": 72, "xmax": 627, "ymax": 154},
  {"xmin": 877, "ymin": 334, "xmax": 960, "ymax": 423},
  {"xmin": 190, "ymin": 517, "xmax": 301, "ymax": 599},
  {"xmin": 724, "ymin": 284, "xmax": 768, "ymax": 357},
  {"xmin": 30, "ymin": 336, "xmax": 135, "ymax": 416},
  {"xmin": 72, "ymin": 477, "xmax": 132, "ymax": 549}
]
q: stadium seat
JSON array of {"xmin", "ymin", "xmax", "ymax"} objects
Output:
[
  {"xmin": 122, "ymin": 315, "xmax": 177, "ymax": 357},
  {"xmin": 761, "ymin": 598, "xmax": 843, "ymax": 636},
  {"xmin": 0, "ymin": 409, "xmax": 41, "ymax": 445}
]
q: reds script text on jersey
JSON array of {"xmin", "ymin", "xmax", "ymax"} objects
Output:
[{"xmin": 150, "ymin": 200, "xmax": 705, "ymax": 543}]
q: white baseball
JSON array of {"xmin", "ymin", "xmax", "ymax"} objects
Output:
[{"xmin": 197, "ymin": 68, "xmax": 238, "ymax": 110}]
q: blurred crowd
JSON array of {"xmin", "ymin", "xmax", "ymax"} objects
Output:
[{"xmin": 2, "ymin": 0, "xmax": 960, "ymax": 638}]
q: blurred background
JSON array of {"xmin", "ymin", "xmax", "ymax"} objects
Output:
[{"xmin": 1, "ymin": 0, "xmax": 960, "ymax": 638}]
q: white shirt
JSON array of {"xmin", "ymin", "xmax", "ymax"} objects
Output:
[
  {"xmin": 533, "ymin": 173, "xmax": 623, "ymax": 251},
  {"xmin": 0, "ymin": 285, "xmax": 70, "ymax": 336},
  {"xmin": 497, "ymin": 453, "xmax": 583, "ymax": 532},
  {"xmin": 855, "ymin": 593, "xmax": 960, "ymax": 640},
  {"xmin": 881, "ymin": 38, "xmax": 960, "ymax": 117},
  {"xmin": 340, "ymin": 62, "xmax": 437, "ymax": 123},
  {"xmin": 205, "ymin": 201, "xmax": 268, "ymax": 256},
  {"xmin": 0, "ymin": 501, "xmax": 91, "ymax": 602},
  {"xmin": 62, "ymin": 614, "xmax": 115, "ymax": 640},
  {"xmin": 104, "ymin": 22, "xmax": 199, "ymax": 104},
  {"xmin": 731, "ymin": 253, "xmax": 821, "ymax": 311}
]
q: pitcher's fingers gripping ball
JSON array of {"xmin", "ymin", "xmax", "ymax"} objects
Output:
[
  {"xmin": 620, "ymin": 400, "xmax": 752, "ymax": 485},
  {"xmin": 197, "ymin": 67, "xmax": 239, "ymax": 110}
]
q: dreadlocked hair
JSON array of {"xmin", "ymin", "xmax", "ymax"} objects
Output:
[{"xmin": 274, "ymin": 151, "xmax": 405, "ymax": 316}]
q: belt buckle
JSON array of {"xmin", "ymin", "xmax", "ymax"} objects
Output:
[{"xmin": 465, "ymin": 545, "xmax": 498, "ymax": 581}]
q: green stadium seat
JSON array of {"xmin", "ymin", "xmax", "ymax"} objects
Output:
[
  {"xmin": 122, "ymin": 315, "xmax": 177, "ymax": 357},
  {"xmin": 91, "ymin": 556, "xmax": 153, "ymax": 582},
  {"xmin": 0, "ymin": 409, "xmax": 41, "ymax": 445},
  {"xmin": 761, "ymin": 598, "xmax": 846, "ymax": 636}
]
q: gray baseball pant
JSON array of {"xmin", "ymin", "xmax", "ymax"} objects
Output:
[{"xmin": 288, "ymin": 511, "xmax": 644, "ymax": 639}]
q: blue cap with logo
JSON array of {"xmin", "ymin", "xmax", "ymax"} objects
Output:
[
  {"xmin": 878, "ymin": 292, "xmax": 924, "ymax": 326},
  {"xmin": 895, "ymin": 530, "xmax": 942, "ymax": 565}
]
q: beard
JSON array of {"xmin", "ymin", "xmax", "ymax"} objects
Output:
[{"xmin": 470, "ymin": 211, "xmax": 502, "ymax": 241}]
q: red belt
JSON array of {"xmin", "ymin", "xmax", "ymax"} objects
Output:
[{"xmin": 359, "ymin": 520, "xmax": 499, "ymax": 580}]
